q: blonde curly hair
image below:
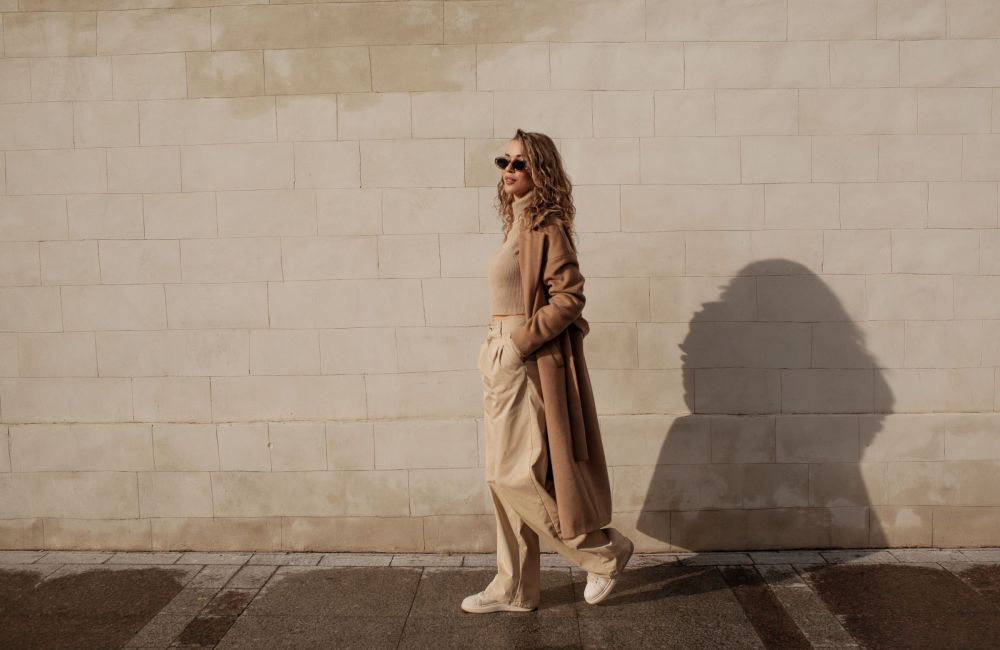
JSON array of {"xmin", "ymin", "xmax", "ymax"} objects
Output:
[{"xmin": 495, "ymin": 128, "xmax": 578, "ymax": 251}]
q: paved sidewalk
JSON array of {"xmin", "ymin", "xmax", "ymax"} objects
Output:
[{"xmin": 2, "ymin": 547, "xmax": 1000, "ymax": 649}]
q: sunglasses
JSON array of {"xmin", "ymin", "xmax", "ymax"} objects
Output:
[{"xmin": 494, "ymin": 156, "xmax": 528, "ymax": 172}]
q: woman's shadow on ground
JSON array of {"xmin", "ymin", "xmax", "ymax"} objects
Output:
[{"xmin": 630, "ymin": 260, "xmax": 894, "ymax": 553}]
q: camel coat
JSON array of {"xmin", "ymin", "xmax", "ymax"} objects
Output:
[{"xmin": 506, "ymin": 217, "xmax": 613, "ymax": 539}]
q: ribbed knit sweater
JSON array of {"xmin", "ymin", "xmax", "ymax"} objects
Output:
[{"xmin": 489, "ymin": 190, "xmax": 533, "ymax": 315}]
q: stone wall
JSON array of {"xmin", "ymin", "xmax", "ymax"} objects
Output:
[{"xmin": 1, "ymin": 0, "xmax": 999, "ymax": 551}]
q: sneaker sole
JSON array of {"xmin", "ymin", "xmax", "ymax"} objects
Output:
[{"xmin": 461, "ymin": 601, "xmax": 535, "ymax": 614}]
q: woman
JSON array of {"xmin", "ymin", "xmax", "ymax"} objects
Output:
[{"xmin": 461, "ymin": 129, "xmax": 634, "ymax": 613}]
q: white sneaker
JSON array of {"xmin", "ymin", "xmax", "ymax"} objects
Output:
[
  {"xmin": 461, "ymin": 590, "xmax": 535, "ymax": 613},
  {"xmin": 584, "ymin": 536, "xmax": 634, "ymax": 605}
]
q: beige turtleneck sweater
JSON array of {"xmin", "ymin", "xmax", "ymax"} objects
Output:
[{"xmin": 488, "ymin": 190, "xmax": 533, "ymax": 316}]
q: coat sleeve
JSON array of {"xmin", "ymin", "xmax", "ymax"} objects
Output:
[{"xmin": 509, "ymin": 225, "xmax": 585, "ymax": 358}]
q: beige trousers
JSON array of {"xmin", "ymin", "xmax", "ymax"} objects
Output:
[{"xmin": 477, "ymin": 314, "xmax": 632, "ymax": 609}]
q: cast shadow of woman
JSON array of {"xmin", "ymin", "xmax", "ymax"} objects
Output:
[{"xmin": 631, "ymin": 260, "xmax": 894, "ymax": 554}]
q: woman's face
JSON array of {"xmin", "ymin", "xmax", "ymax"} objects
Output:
[{"xmin": 500, "ymin": 139, "xmax": 535, "ymax": 199}]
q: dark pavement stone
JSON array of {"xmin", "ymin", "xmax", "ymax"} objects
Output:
[
  {"xmin": 719, "ymin": 566, "xmax": 810, "ymax": 649},
  {"xmin": 215, "ymin": 614, "xmax": 406, "ymax": 649},
  {"xmin": 804, "ymin": 563, "xmax": 1000, "ymax": 649},
  {"xmin": 946, "ymin": 563, "xmax": 1000, "ymax": 608},
  {"xmin": 244, "ymin": 566, "xmax": 422, "ymax": 618},
  {"xmin": 577, "ymin": 616, "xmax": 764, "ymax": 650},
  {"xmin": 0, "ymin": 566, "xmax": 190, "ymax": 650},
  {"xmin": 400, "ymin": 616, "xmax": 582, "ymax": 650}
]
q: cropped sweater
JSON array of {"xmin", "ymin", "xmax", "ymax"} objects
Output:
[{"xmin": 488, "ymin": 189, "xmax": 533, "ymax": 316}]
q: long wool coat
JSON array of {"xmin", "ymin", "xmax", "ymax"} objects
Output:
[{"xmin": 507, "ymin": 217, "xmax": 613, "ymax": 539}]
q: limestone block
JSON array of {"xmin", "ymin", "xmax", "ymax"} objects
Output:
[
  {"xmin": 877, "ymin": 368, "xmax": 995, "ymax": 412},
  {"xmin": 138, "ymin": 471, "xmax": 213, "ymax": 518},
  {"xmin": 409, "ymin": 468, "xmax": 488, "ymax": 516},
  {"xmin": 97, "ymin": 8, "xmax": 210, "ymax": 55},
  {"xmin": 250, "ymin": 330, "xmax": 320, "ymax": 376},
  {"xmin": 0, "ymin": 378, "xmax": 132, "ymax": 423},
  {"xmin": 211, "ymin": 470, "xmax": 409, "ymax": 517},
  {"xmin": 99, "ymin": 239, "xmax": 180, "ymax": 284},
  {"xmin": 361, "ymin": 139, "xmax": 463, "ymax": 188},
  {"xmin": 588, "ymin": 322, "xmax": 638, "ymax": 369},
  {"xmin": 263, "ymin": 48, "xmax": 370, "ymax": 95},
  {"xmin": 830, "ymin": 40, "xmax": 899, "ymax": 88},
  {"xmin": 809, "ymin": 462, "xmax": 886, "ymax": 508},
  {"xmin": 44, "ymin": 518, "xmax": 151, "ymax": 551},
  {"xmin": 3, "ymin": 11, "xmax": 96, "ymax": 57},
  {"xmin": 39, "ymin": 241, "xmax": 99, "ymax": 286},
  {"xmin": 647, "ymin": 0, "xmax": 785, "ymax": 40},
  {"xmin": 493, "ymin": 91, "xmax": 592, "ymax": 139},
  {"xmin": 217, "ymin": 423, "xmax": 270, "ymax": 472},
  {"xmin": 269, "ymin": 422, "xmax": 327, "ymax": 471},
  {"xmin": 211, "ymin": 375, "xmax": 367, "ymax": 421},
  {"xmin": 709, "ymin": 415, "xmax": 776, "ymax": 464},
  {"xmin": 817, "ymin": 320, "xmax": 895, "ymax": 372},
  {"xmin": 97, "ymin": 330, "xmax": 249, "ymax": 377},
  {"xmin": 811, "ymin": 135, "xmax": 878, "ymax": 182},
  {"xmin": 320, "ymin": 328, "xmax": 397, "ymax": 374},
  {"xmin": 685, "ymin": 42, "xmax": 829, "ymax": 88},
  {"xmin": 10, "ymin": 423, "xmax": 152, "ymax": 471},
  {"xmin": 475, "ymin": 43, "xmax": 549, "ymax": 90},
  {"xmin": 270, "ymin": 279, "xmax": 423, "ymax": 328},
  {"xmin": 640, "ymin": 136, "xmax": 740, "ymax": 184},
  {"xmin": 878, "ymin": 135, "xmax": 963, "ymax": 182},
  {"xmin": 903, "ymin": 320, "xmax": 983, "ymax": 368},
  {"xmin": 928, "ymin": 181, "xmax": 998, "ymax": 228},
  {"xmin": 383, "ymin": 187, "xmax": 479, "ymax": 234},
  {"xmin": 823, "ymin": 229, "xmax": 891, "ymax": 274},
  {"xmin": 153, "ymin": 424, "xmax": 219, "ymax": 471},
  {"xmin": 900, "ymin": 39, "xmax": 1000, "ymax": 87},
  {"xmin": 74, "ymin": 101, "xmax": 139, "ymax": 148},
  {"xmin": 186, "ymin": 51, "xmax": 264, "ymax": 98},
  {"xmin": 139, "ymin": 96, "xmax": 275, "ymax": 145},
  {"xmin": 213, "ymin": 3, "xmax": 440, "ymax": 50},
  {"xmin": 653, "ymin": 89, "xmax": 715, "ymax": 135},
  {"xmin": 282, "ymin": 516, "xmax": 420, "ymax": 553},
  {"xmin": 365, "ymin": 370, "xmax": 482, "ymax": 419},
  {"xmin": 412, "ymin": 90, "xmax": 493, "ymax": 138},
  {"xmin": 741, "ymin": 136, "xmax": 812, "ymax": 184},
  {"xmin": 601, "ymin": 414, "xmax": 710, "ymax": 466},
  {"xmin": 165, "ymin": 282, "xmax": 267, "ymax": 329},
  {"xmin": 374, "ymin": 419, "xmax": 477, "ymax": 470},
  {"xmin": 181, "ymin": 143, "xmax": 294, "ymax": 192},
  {"xmin": 7, "ymin": 148, "xmax": 107, "ymax": 195},
  {"xmin": 800, "ymin": 88, "xmax": 916, "ymax": 134},
  {"xmin": 30, "ymin": 57, "xmax": 112, "ymax": 101},
  {"xmin": 551, "ymin": 42, "xmax": 683, "ymax": 90},
  {"xmin": 0, "ymin": 102, "xmax": 73, "ymax": 150},
  {"xmin": 152, "ymin": 517, "xmax": 281, "ymax": 551},
  {"xmin": 111, "ymin": 52, "xmax": 186, "ymax": 100},
  {"xmin": 18, "ymin": 332, "xmax": 96, "ymax": 377},
  {"xmin": 143, "ymin": 192, "xmax": 216, "ymax": 239},
  {"xmin": 317, "ymin": 188, "xmax": 382, "ymax": 236},
  {"xmin": 181, "ymin": 237, "xmax": 282, "ymax": 283},
  {"xmin": 107, "ymin": 146, "xmax": 180, "ymax": 193},
  {"xmin": 276, "ymin": 95, "xmax": 337, "ymax": 142},
  {"xmin": 395, "ymin": 326, "xmax": 482, "ymax": 373},
  {"xmin": 133, "ymin": 377, "xmax": 212, "ymax": 422},
  {"xmin": 327, "ymin": 421, "xmax": 375, "ymax": 471},
  {"xmin": 444, "ymin": 0, "xmax": 643, "ymax": 44}
]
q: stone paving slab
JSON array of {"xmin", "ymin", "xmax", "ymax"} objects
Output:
[{"xmin": 4, "ymin": 548, "xmax": 1000, "ymax": 649}]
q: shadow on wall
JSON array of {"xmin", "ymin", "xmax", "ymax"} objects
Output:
[{"xmin": 633, "ymin": 260, "xmax": 894, "ymax": 552}]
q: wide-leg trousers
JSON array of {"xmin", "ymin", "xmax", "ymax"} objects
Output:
[{"xmin": 478, "ymin": 314, "xmax": 633, "ymax": 609}]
